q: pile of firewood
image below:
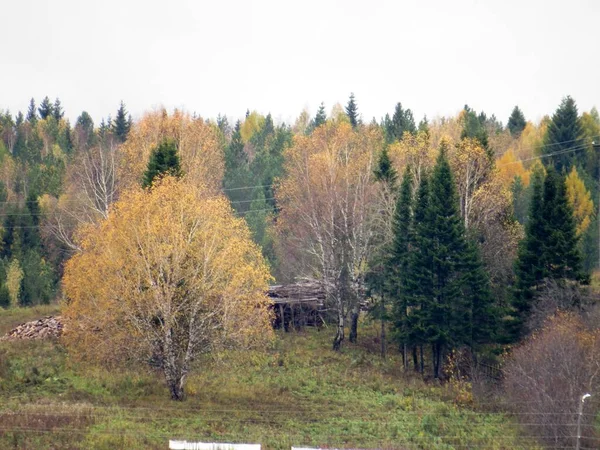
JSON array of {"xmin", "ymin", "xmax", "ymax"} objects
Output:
[
  {"xmin": 1, "ymin": 316, "xmax": 64, "ymax": 341},
  {"xmin": 268, "ymin": 281, "xmax": 326, "ymax": 305}
]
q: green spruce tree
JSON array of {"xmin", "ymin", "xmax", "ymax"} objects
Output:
[
  {"xmin": 507, "ymin": 106, "xmax": 526, "ymax": 137},
  {"xmin": 38, "ymin": 96, "xmax": 53, "ymax": 120},
  {"xmin": 313, "ymin": 102, "xmax": 327, "ymax": 129},
  {"xmin": 53, "ymin": 98, "xmax": 64, "ymax": 121},
  {"xmin": 345, "ymin": 93, "xmax": 359, "ymax": 129},
  {"xmin": 113, "ymin": 101, "xmax": 132, "ymax": 143},
  {"xmin": 544, "ymin": 96, "xmax": 584, "ymax": 173},
  {"xmin": 541, "ymin": 168, "xmax": 586, "ymax": 281},
  {"xmin": 26, "ymin": 98, "xmax": 37, "ymax": 123},
  {"xmin": 142, "ymin": 139, "xmax": 182, "ymax": 188}
]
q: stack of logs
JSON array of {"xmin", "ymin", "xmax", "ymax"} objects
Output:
[
  {"xmin": 0, "ymin": 316, "xmax": 64, "ymax": 341},
  {"xmin": 268, "ymin": 281, "xmax": 326, "ymax": 331}
]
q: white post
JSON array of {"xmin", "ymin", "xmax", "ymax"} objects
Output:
[{"xmin": 575, "ymin": 393, "xmax": 591, "ymax": 450}]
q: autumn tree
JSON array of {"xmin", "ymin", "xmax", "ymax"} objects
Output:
[
  {"xmin": 43, "ymin": 139, "xmax": 121, "ymax": 252},
  {"xmin": 565, "ymin": 166, "xmax": 594, "ymax": 237},
  {"xmin": 63, "ymin": 177, "xmax": 273, "ymax": 400},
  {"xmin": 277, "ymin": 122, "xmax": 380, "ymax": 350}
]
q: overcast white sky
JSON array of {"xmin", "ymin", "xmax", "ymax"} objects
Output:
[{"xmin": 1, "ymin": 0, "xmax": 599, "ymax": 126}]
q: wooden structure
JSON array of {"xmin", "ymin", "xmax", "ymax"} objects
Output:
[{"xmin": 268, "ymin": 281, "xmax": 326, "ymax": 331}]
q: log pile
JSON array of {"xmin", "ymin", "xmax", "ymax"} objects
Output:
[
  {"xmin": 268, "ymin": 281, "xmax": 326, "ymax": 306},
  {"xmin": 1, "ymin": 316, "xmax": 64, "ymax": 341},
  {"xmin": 268, "ymin": 281, "xmax": 327, "ymax": 331}
]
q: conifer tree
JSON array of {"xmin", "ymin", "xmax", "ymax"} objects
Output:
[
  {"xmin": 461, "ymin": 105, "xmax": 489, "ymax": 150},
  {"xmin": 373, "ymin": 147, "xmax": 397, "ymax": 185},
  {"xmin": 38, "ymin": 96, "xmax": 53, "ymax": 120},
  {"xmin": 313, "ymin": 102, "xmax": 327, "ymax": 129},
  {"xmin": 427, "ymin": 143, "xmax": 470, "ymax": 377},
  {"xmin": 541, "ymin": 168, "xmax": 586, "ymax": 282},
  {"xmin": 142, "ymin": 139, "xmax": 182, "ymax": 188},
  {"xmin": 113, "ymin": 101, "xmax": 132, "ymax": 143},
  {"xmin": 404, "ymin": 173, "xmax": 433, "ymax": 373},
  {"xmin": 418, "ymin": 115, "xmax": 429, "ymax": 135},
  {"xmin": 385, "ymin": 103, "xmax": 417, "ymax": 143},
  {"xmin": 389, "ymin": 166, "xmax": 414, "ymax": 366},
  {"xmin": 461, "ymin": 239, "xmax": 497, "ymax": 347},
  {"xmin": 26, "ymin": 98, "xmax": 37, "ymax": 123},
  {"xmin": 345, "ymin": 93, "xmax": 359, "ymax": 129},
  {"xmin": 513, "ymin": 167, "xmax": 587, "ymax": 338},
  {"xmin": 544, "ymin": 96, "xmax": 584, "ymax": 172},
  {"xmin": 52, "ymin": 98, "xmax": 64, "ymax": 121},
  {"xmin": 507, "ymin": 106, "xmax": 526, "ymax": 137}
]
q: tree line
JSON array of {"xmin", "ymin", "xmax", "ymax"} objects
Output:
[{"xmin": 0, "ymin": 93, "xmax": 599, "ymax": 390}]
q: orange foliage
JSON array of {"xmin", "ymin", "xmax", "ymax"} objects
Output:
[
  {"xmin": 496, "ymin": 149, "xmax": 530, "ymax": 188},
  {"xmin": 63, "ymin": 177, "xmax": 273, "ymax": 398}
]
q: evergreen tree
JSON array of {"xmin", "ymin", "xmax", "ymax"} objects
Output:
[
  {"xmin": 313, "ymin": 102, "xmax": 327, "ymax": 129},
  {"xmin": 461, "ymin": 105, "xmax": 489, "ymax": 150},
  {"xmin": 513, "ymin": 169, "xmax": 546, "ymax": 337},
  {"xmin": 223, "ymin": 121, "xmax": 252, "ymax": 213},
  {"xmin": 418, "ymin": 115, "xmax": 429, "ymax": 134},
  {"xmin": 389, "ymin": 166, "xmax": 414, "ymax": 365},
  {"xmin": 26, "ymin": 98, "xmax": 37, "ymax": 123},
  {"xmin": 507, "ymin": 105, "xmax": 526, "ymax": 137},
  {"xmin": 541, "ymin": 168, "xmax": 586, "ymax": 281},
  {"xmin": 512, "ymin": 167, "xmax": 587, "ymax": 338},
  {"xmin": 544, "ymin": 96, "xmax": 584, "ymax": 173},
  {"xmin": 38, "ymin": 96, "xmax": 54, "ymax": 120},
  {"xmin": 404, "ymin": 173, "xmax": 433, "ymax": 373},
  {"xmin": 142, "ymin": 139, "xmax": 182, "ymax": 188},
  {"xmin": 113, "ymin": 101, "xmax": 132, "ymax": 142},
  {"xmin": 52, "ymin": 98, "xmax": 64, "ymax": 121},
  {"xmin": 366, "ymin": 150, "xmax": 400, "ymax": 358},
  {"xmin": 427, "ymin": 143, "xmax": 471, "ymax": 377},
  {"xmin": 461, "ymin": 239, "xmax": 497, "ymax": 347},
  {"xmin": 373, "ymin": 147, "xmax": 397, "ymax": 185},
  {"xmin": 216, "ymin": 114, "xmax": 231, "ymax": 138},
  {"xmin": 385, "ymin": 103, "xmax": 417, "ymax": 143},
  {"xmin": 345, "ymin": 93, "xmax": 359, "ymax": 129}
]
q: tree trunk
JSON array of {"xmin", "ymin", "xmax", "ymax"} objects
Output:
[
  {"xmin": 278, "ymin": 303, "xmax": 285, "ymax": 331},
  {"xmin": 380, "ymin": 295, "xmax": 386, "ymax": 359},
  {"xmin": 349, "ymin": 306, "xmax": 359, "ymax": 343},
  {"xmin": 403, "ymin": 344, "xmax": 408, "ymax": 370},
  {"xmin": 419, "ymin": 345, "xmax": 424, "ymax": 374},
  {"xmin": 167, "ymin": 375, "xmax": 186, "ymax": 401},
  {"xmin": 412, "ymin": 346, "xmax": 418, "ymax": 372},
  {"xmin": 333, "ymin": 313, "xmax": 345, "ymax": 351}
]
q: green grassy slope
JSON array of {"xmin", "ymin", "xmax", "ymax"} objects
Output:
[{"xmin": 0, "ymin": 310, "xmax": 540, "ymax": 450}]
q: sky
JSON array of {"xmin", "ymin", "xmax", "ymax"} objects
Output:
[{"xmin": 1, "ymin": 0, "xmax": 599, "ymax": 127}]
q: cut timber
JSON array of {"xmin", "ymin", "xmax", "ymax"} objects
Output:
[{"xmin": 268, "ymin": 281, "xmax": 326, "ymax": 330}]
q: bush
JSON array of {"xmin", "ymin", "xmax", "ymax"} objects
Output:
[{"xmin": 504, "ymin": 312, "xmax": 600, "ymax": 448}]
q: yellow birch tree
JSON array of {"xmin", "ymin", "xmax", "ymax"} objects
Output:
[{"xmin": 63, "ymin": 177, "xmax": 273, "ymax": 400}]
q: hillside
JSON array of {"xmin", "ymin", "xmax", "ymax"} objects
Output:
[{"xmin": 0, "ymin": 308, "xmax": 540, "ymax": 450}]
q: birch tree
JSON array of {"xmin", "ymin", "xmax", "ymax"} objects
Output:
[
  {"xmin": 63, "ymin": 177, "xmax": 273, "ymax": 400},
  {"xmin": 276, "ymin": 122, "xmax": 381, "ymax": 350}
]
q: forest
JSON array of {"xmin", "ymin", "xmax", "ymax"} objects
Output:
[{"xmin": 1, "ymin": 94, "xmax": 600, "ymax": 448}]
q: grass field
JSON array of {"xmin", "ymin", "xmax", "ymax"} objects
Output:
[{"xmin": 0, "ymin": 307, "xmax": 541, "ymax": 450}]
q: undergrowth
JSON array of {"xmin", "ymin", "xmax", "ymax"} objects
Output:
[{"xmin": 0, "ymin": 312, "xmax": 541, "ymax": 450}]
